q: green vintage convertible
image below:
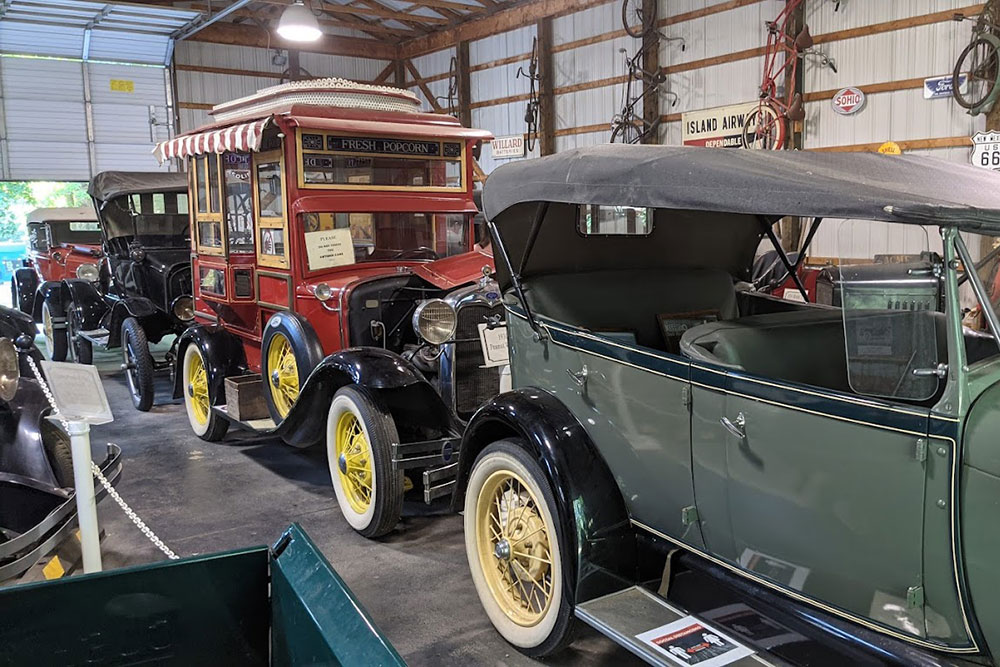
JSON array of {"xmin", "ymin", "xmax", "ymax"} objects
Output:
[{"xmin": 451, "ymin": 145, "xmax": 1000, "ymax": 664}]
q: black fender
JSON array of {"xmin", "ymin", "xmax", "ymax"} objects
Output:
[
  {"xmin": 61, "ymin": 279, "xmax": 109, "ymax": 331},
  {"xmin": 171, "ymin": 324, "xmax": 247, "ymax": 405},
  {"xmin": 277, "ymin": 347, "xmax": 455, "ymax": 448},
  {"xmin": 32, "ymin": 281, "xmax": 64, "ymax": 322},
  {"xmin": 106, "ymin": 296, "xmax": 161, "ymax": 347},
  {"xmin": 11, "ymin": 268, "xmax": 37, "ymax": 315},
  {"xmin": 454, "ymin": 388, "xmax": 637, "ymax": 605}
]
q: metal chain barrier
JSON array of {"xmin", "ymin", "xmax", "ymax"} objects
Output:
[{"xmin": 25, "ymin": 354, "xmax": 179, "ymax": 560}]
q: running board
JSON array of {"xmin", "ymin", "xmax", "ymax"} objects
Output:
[
  {"xmin": 213, "ymin": 404, "xmax": 276, "ymax": 432},
  {"xmin": 79, "ymin": 328, "xmax": 110, "ymax": 347},
  {"xmin": 575, "ymin": 587, "xmax": 775, "ymax": 666}
]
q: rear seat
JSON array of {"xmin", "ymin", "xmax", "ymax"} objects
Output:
[
  {"xmin": 525, "ymin": 268, "xmax": 738, "ymax": 350},
  {"xmin": 680, "ymin": 309, "xmax": 948, "ymax": 400}
]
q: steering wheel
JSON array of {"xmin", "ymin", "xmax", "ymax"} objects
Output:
[{"xmin": 392, "ymin": 247, "xmax": 439, "ymax": 260}]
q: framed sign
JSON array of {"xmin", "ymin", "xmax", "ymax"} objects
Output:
[
  {"xmin": 681, "ymin": 102, "xmax": 757, "ymax": 148},
  {"xmin": 40, "ymin": 362, "xmax": 114, "ymax": 425},
  {"xmin": 972, "ymin": 131, "xmax": 1000, "ymax": 170},
  {"xmin": 491, "ymin": 135, "xmax": 526, "ymax": 159},
  {"xmin": 831, "ymin": 87, "xmax": 866, "ymax": 115},
  {"xmin": 924, "ymin": 74, "xmax": 966, "ymax": 99}
]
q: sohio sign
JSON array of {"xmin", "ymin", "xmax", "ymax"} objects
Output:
[{"xmin": 832, "ymin": 87, "xmax": 866, "ymax": 115}]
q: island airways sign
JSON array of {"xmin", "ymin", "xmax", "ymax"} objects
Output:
[{"xmin": 681, "ymin": 102, "xmax": 758, "ymax": 148}]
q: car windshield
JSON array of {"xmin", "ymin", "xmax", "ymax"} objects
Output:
[
  {"xmin": 101, "ymin": 192, "xmax": 190, "ymax": 247},
  {"xmin": 299, "ymin": 212, "xmax": 469, "ymax": 272},
  {"xmin": 48, "ymin": 221, "xmax": 101, "ymax": 246}
]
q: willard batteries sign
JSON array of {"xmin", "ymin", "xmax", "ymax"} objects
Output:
[
  {"xmin": 681, "ymin": 102, "xmax": 758, "ymax": 148},
  {"xmin": 491, "ymin": 134, "xmax": 526, "ymax": 158}
]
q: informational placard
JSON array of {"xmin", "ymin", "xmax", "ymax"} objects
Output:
[
  {"xmin": 972, "ymin": 131, "xmax": 1000, "ymax": 170},
  {"xmin": 924, "ymin": 74, "xmax": 966, "ymax": 99},
  {"xmin": 681, "ymin": 102, "xmax": 757, "ymax": 148},
  {"xmin": 305, "ymin": 227, "xmax": 355, "ymax": 271},
  {"xmin": 478, "ymin": 323, "xmax": 509, "ymax": 367},
  {"xmin": 635, "ymin": 616, "xmax": 753, "ymax": 666},
  {"xmin": 40, "ymin": 361, "xmax": 114, "ymax": 425},
  {"xmin": 491, "ymin": 134, "xmax": 526, "ymax": 159},
  {"xmin": 109, "ymin": 79, "xmax": 134, "ymax": 93}
]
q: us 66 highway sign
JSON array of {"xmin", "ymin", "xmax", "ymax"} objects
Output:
[{"xmin": 972, "ymin": 131, "xmax": 1000, "ymax": 170}]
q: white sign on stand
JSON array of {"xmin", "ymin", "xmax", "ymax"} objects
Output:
[
  {"xmin": 40, "ymin": 361, "xmax": 113, "ymax": 573},
  {"xmin": 40, "ymin": 361, "xmax": 114, "ymax": 425}
]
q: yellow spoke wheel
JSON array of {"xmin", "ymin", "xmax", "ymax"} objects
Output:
[
  {"xmin": 187, "ymin": 349, "xmax": 210, "ymax": 426},
  {"xmin": 182, "ymin": 345, "xmax": 228, "ymax": 442},
  {"xmin": 334, "ymin": 411, "xmax": 374, "ymax": 514},
  {"xmin": 266, "ymin": 332, "xmax": 299, "ymax": 418},
  {"xmin": 464, "ymin": 441, "xmax": 570, "ymax": 655},
  {"xmin": 475, "ymin": 470, "xmax": 554, "ymax": 627}
]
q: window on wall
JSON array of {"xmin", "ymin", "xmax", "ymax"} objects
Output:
[
  {"xmin": 253, "ymin": 149, "xmax": 288, "ymax": 269},
  {"xmin": 256, "ymin": 161, "xmax": 283, "ymax": 218},
  {"xmin": 192, "ymin": 154, "xmax": 224, "ymax": 255}
]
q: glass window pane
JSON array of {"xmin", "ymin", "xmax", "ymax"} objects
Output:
[
  {"xmin": 224, "ymin": 152, "xmax": 254, "ymax": 254},
  {"xmin": 152, "ymin": 193, "xmax": 165, "ymax": 214},
  {"xmin": 177, "ymin": 193, "xmax": 189, "ymax": 215},
  {"xmin": 260, "ymin": 228, "xmax": 285, "ymax": 257},
  {"xmin": 301, "ymin": 154, "xmax": 462, "ymax": 189},
  {"xmin": 198, "ymin": 221, "xmax": 222, "ymax": 248},
  {"xmin": 577, "ymin": 205, "xmax": 653, "ymax": 235},
  {"xmin": 257, "ymin": 161, "xmax": 283, "ymax": 218},
  {"xmin": 208, "ymin": 153, "xmax": 221, "ymax": 212},
  {"xmin": 199, "ymin": 266, "xmax": 225, "ymax": 296},
  {"xmin": 195, "ymin": 156, "xmax": 208, "ymax": 213}
]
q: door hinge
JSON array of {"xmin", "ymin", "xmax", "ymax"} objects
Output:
[
  {"xmin": 681, "ymin": 506, "xmax": 699, "ymax": 526},
  {"xmin": 914, "ymin": 438, "xmax": 927, "ymax": 463},
  {"xmin": 681, "ymin": 385, "xmax": 692, "ymax": 410},
  {"xmin": 907, "ymin": 585, "xmax": 924, "ymax": 609}
]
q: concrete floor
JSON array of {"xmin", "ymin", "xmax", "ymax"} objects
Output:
[{"xmin": 63, "ymin": 338, "xmax": 642, "ymax": 666}]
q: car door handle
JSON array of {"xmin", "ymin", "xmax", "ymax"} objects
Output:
[
  {"xmin": 566, "ymin": 364, "xmax": 589, "ymax": 388},
  {"xmin": 720, "ymin": 412, "xmax": 746, "ymax": 440}
]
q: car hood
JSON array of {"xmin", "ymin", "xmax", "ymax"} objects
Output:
[
  {"xmin": 411, "ymin": 248, "xmax": 495, "ymax": 290},
  {"xmin": 143, "ymin": 247, "xmax": 191, "ymax": 273}
]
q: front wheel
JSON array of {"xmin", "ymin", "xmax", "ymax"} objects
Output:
[
  {"xmin": 41, "ymin": 299, "xmax": 67, "ymax": 361},
  {"xmin": 953, "ymin": 33, "xmax": 1000, "ymax": 111},
  {"xmin": 121, "ymin": 316, "xmax": 154, "ymax": 411},
  {"xmin": 742, "ymin": 103, "xmax": 786, "ymax": 150},
  {"xmin": 326, "ymin": 386, "xmax": 404, "ymax": 538},
  {"xmin": 182, "ymin": 344, "xmax": 229, "ymax": 441},
  {"xmin": 464, "ymin": 439, "xmax": 573, "ymax": 657}
]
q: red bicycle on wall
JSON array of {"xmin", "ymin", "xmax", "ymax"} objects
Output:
[{"xmin": 742, "ymin": 0, "xmax": 814, "ymax": 150}]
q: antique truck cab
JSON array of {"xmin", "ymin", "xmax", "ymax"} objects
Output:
[
  {"xmin": 454, "ymin": 146, "xmax": 1000, "ymax": 664},
  {"xmin": 159, "ymin": 79, "xmax": 500, "ymax": 538},
  {"xmin": 38, "ymin": 172, "xmax": 193, "ymax": 412},
  {"xmin": 11, "ymin": 207, "xmax": 102, "ymax": 322}
]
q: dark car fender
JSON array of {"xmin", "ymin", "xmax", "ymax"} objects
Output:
[
  {"xmin": 62, "ymin": 279, "xmax": 109, "ymax": 331},
  {"xmin": 32, "ymin": 281, "xmax": 64, "ymax": 322},
  {"xmin": 105, "ymin": 296, "xmax": 162, "ymax": 347},
  {"xmin": 454, "ymin": 388, "xmax": 637, "ymax": 605},
  {"xmin": 172, "ymin": 324, "xmax": 247, "ymax": 405},
  {"xmin": 277, "ymin": 347, "xmax": 456, "ymax": 449}
]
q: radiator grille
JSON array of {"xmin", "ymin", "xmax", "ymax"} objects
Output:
[{"xmin": 454, "ymin": 303, "xmax": 503, "ymax": 419}]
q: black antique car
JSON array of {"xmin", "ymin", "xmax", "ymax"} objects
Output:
[
  {"xmin": 0, "ymin": 304, "xmax": 122, "ymax": 581},
  {"xmin": 39, "ymin": 172, "xmax": 193, "ymax": 411}
]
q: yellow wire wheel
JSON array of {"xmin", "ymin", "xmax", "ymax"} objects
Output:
[
  {"xmin": 464, "ymin": 441, "xmax": 569, "ymax": 654},
  {"xmin": 266, "ymin": 332, "xmax": 299, "ymax": 419},
  {"xmin": 326, "ymin": 385, "xmax": 404, "ymax": 538},
  {"xmin": 182, "ymin": 344, "xmax": 228, "ymax": 442}
]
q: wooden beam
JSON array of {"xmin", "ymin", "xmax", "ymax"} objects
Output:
[
  {"xmin": 400, "ymin": 0, "xmax": 612, "ymax": 58},
  {"xmin": 457, "ymin": 41, "xmax": 472, "ymax": 127},
  {"xmin": 254, "ymin": 0, "xmax": 451, "ymax": 24},
  {"xmin": 813, "ymin": 4, "xmax": 985, "ymax": 45},
  {"xmin": 803, "ymin": 77, "xmax": 926, "ymax": 102},
  {"xmin": 373, "ymin": 61, "xmax": 396, "ymax": 84},
  {"xmin": 405, "ymin": 60, "xmax": 445, "ymax": 112},
  {"xmin": 659, "ymin": 0, "xmax": 764, "ymax": 27},
  {"xmin": 187, "ymin": 21, "xmax": 398, "ymax": 60},
  {"xmin": 178, "ymin": 102, "xmax": 214, "ymax": 110},
  {"xmin": 810, "ymin": 136, "xmax": 971, "ymax": 152},
  {"xmin": 641, "ymin": 0, "xmax": 659, "ymax": 145},
  {"xmin": 537, "ymin": 17, "xmax": 555, "ymax": 155}
]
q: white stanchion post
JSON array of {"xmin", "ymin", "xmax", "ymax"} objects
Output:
[{"xmin": 66, "ymin": 419, "xmax": 102, "ymax": 573}]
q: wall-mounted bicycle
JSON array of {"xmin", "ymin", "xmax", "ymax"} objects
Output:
[{"xmin": 952, "ymin": 1, "xmax": 1000, "ymax": 115}]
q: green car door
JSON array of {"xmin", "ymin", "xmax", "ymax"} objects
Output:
[{"xmin": 706, "ymin": 375, "xmax": 930, "ymax": 642}]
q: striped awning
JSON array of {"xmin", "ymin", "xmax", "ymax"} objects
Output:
[{"xmin": 153, "ymin": 118, "xmax": 270, "ymax": 163}]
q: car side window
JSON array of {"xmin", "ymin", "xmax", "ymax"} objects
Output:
[{"xmin": 577, "ymin": 205, "xmax": 652, "ymax": 235}]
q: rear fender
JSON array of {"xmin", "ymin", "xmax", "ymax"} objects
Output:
[
  {"xmin": 172, "ymin": 325, "xmax": 247, "ymax": 404},
  {"xmin": 106, "ymin": 297, "xmax": 160, "ymax": 347},
  {"xmin": 455, "ymin": 388, "xmax": 637, "ymax": 605},
  {"xmin": 278, "ymin": 348, "xmax": 454, "ymax": 448},
  {"xmin": 62, "ymin": 279, "xmax": 108, "ymax": 331},
  {"xmin": 12, "ymin": 268, "xmax": 37, "ymax": 315},
  {"xmin": 32, "ymin": 281, "xmax": 64, "ymax": 322}
]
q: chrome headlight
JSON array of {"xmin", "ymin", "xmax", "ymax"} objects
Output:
[
  {"xmin": 76, "ymin": 263, "xmax": 99, "ymax": 282},
  {"xmin": 0, "ymin": 337, "xmax": 18, "ymax": 401},
  {"xmin": 171, "ymin": 295, "xmax": 195, "ymax": 322},
  {"xmin": 314, "ymin": 282, "xmax": 333, "ymax": 301},
  {"xmin": 413, "ymin": 299, "xmax": 457, "ymax": 345}
]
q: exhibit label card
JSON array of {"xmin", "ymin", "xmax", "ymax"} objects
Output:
[
  {"xmin": 635, "ymin": 616, "xmax": 753, "ymax": 667},
  {"xmin": 305, "ymin": 228, "xmax": 355, "ymax": 271},
  {"xmin": 40, "ymin": 361, "xmax": 114, "ymax": 425}
]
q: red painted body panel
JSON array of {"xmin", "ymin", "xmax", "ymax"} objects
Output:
[
  {"xmin": 770, "ymin": 266, "xmax": 821, "ymax": 302},
  {"xmin": 31, "ymin": 243, "xmax": 102, "ymax": 283},
  {"xmin": 411, "ymin": 248, "xmax": 494, "ymax": 290}
]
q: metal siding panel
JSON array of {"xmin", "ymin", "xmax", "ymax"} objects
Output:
[
  {"xmin": 94, "ymin": 143, "xmax": 165, "ymax": 173},
  {"xmin": 5, "ymin": 98, "xmax": 86, "ymax": 141},
  {"xmin": 0, "ymin": 22, "xmax": 84, "ymax": 58},
  {"xmin": 7, "ymin": 140, "xmax": 90, "ymax": 180},
  {"xmin": 87, "ymin": 30, "xmax": 171, "ymax": 64},
  {"xmin": 2, "ymin": 56, "xmax": 84, "ymax": 100},
  {"xmin": 89, "ymin": 63, "xmax": 166, "ymax": 104}
]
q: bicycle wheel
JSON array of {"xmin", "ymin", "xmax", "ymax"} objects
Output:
[
  {"xmin": 622, "ymin": 0, "xmax": 649, "ymax": 38},
  {"xmin": 742, "ymin": 104, "xmax": 786, "ymax": 150},
  {"xmin": 953, "ymin": 33, "xmax": 1000, "ymax": 110}
]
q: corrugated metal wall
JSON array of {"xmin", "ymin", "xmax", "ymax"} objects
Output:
[{"xmin": 174, "ymin": 42, "xmax": 389, "ymax": 132}]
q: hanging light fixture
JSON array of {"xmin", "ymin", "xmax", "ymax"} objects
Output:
[{"xmin": 277, "ymin": 0, "xmax": 322, "ymax": 42}]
